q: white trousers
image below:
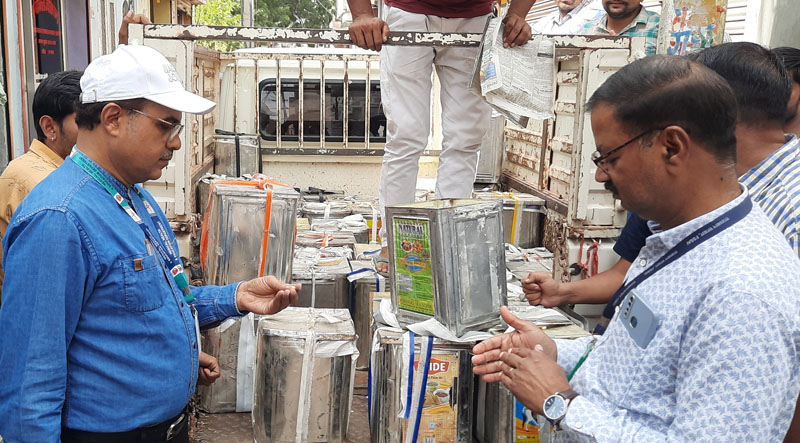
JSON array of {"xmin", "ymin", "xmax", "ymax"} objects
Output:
[{"xmin": 379, "ymin": 7, "xmax": 492, "ymax": 244}]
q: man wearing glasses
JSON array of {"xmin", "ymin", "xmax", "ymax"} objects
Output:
[
  {"xmin": 472, "ymin": 55, "xmax": 800, "ymax": 441},
  {"xmin": 0, "ymin": 44, "xmax": 301, "ymax": 443}
]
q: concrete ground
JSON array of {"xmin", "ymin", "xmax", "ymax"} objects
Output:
[{"xmin": 191, "ymin": 370, "xmax": 371, "ymax": 442}]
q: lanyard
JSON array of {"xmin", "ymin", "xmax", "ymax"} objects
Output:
[
  {"xmin": 70, "ymin": 150, "xmax": 194, "ymax": 303},
  {"xmin": 602, "ymin": 195, "xmax": 752, "ymax": 321}
]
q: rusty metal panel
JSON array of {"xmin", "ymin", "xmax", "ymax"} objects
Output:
[
  {"xmin": 502, "ymin": 42, "xmax": 628, "ymax": 234},
  {"xmin": 141, "ymin": 25, "xmax": 483, "ymax": 47}
]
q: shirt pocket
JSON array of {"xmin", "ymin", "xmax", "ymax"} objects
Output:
[{"xmin": 121, "ymin": 253, "xmax": 168, "ymax": 312}]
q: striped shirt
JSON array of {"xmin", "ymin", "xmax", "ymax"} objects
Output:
[
  {"xmin": 581, "ymin": 6, "xmax": 660, "ymax": 55},
  {"xmin": 739, "ymin": 134, "xmax": 800, "ymax": 255}
]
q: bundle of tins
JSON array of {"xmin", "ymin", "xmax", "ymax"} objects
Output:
[
  {"xmin": 300, "ymin": 196, "xmax": 382, "ymax": 244},
  {"xmin": 368, "ymin": 199, "xmax": 587, "ymax": 442},
  {"xmin": 196, "ymin": 175, "xmax": 301, "ymax": 413}
]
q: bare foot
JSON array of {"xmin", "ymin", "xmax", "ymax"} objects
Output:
[{"xmin": 376, "ymin": 247, "xmax": 389, "ymax": 273}]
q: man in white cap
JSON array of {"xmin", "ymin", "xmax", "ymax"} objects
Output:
[{"xmin": 0, "ymin": 43, "xmax": 300, "ymax": 443}]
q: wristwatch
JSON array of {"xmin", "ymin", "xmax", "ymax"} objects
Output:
[{"xmin": 543, "ymin": 389, "xmax": 579, "ymax": 430}]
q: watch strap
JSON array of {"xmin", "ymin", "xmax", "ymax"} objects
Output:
[{"xmin": 553, "ymin": 389, "xmax": 579, "ymax": 430}]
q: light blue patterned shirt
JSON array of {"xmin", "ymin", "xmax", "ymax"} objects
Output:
[
  {"xmin": 554, "ymin": 189, "xmax": 800, "ymax": 441},
  {"xmin": 739, "ymin": 134, "xmax": 800, "ymax": 256}
]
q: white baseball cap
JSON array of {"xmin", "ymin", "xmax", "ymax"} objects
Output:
[{"xmin": 80, "ymin": 43, "xmax": 216, "ymax": 114}]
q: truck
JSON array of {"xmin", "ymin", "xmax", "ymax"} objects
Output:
[{"xmin": 129, "ymin": 24, "xmax": 646, "ymax": 322}]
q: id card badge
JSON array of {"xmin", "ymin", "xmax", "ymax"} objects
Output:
[
  {"xmin": 192, "ymin": 305, "xmax": 202, "ymax": 354},
  {"xmin": 619, "ymin": 289, "xmax": 659, "ymax": 348}
]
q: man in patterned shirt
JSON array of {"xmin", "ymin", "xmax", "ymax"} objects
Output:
[
  {"xmin": 581, "ymin": 0, "xmax": 659, "ymax": 55},
  {"xmin": 473, "ymin": 55, "xmax": 800, "ymax": 440},
  {"xmin": 532, "ymin": 0, "xmax": 605, "ymax": 35}
]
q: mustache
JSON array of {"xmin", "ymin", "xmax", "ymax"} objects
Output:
[
  {"xmin": 604, "ymin": 181, "xmax": 618, "ymax": 195},
  {"xmin": 160, "ymin": 152, "xmax": 173, "ymax": 161}
]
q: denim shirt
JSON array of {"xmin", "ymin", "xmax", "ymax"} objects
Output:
[{"xmin": 0, "ymin": 153, "xmax": 242, "ymax": 441}]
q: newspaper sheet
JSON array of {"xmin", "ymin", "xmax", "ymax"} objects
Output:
[{"xmin": 469, "ymin": 14, "xmax": 556, "ymax": 127}]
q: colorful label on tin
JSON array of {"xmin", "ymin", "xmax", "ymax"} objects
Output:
[
  {"xmin": 514, "ymin": 399, "xmax": 540, "ymax": 442},
  {"xmin": 406, "ymin": 352, "xmax": 460, "ymax": 443},
  {"xmin": 393, "ymin": 217, "xmax": 434, "ymax": 316}
]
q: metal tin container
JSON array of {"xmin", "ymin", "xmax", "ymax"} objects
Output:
[
  {"xmin": 301, "ymin": 201, "xmax": 352, "ymax": 223},
  {"xmin": 296, "ymin": 230, "xmax": 357, "ymax": 252},
  {"xmin": 253, "ymin": 308, "xmax": 357, "ymax": 443},
  {"xmin": 203, "ymin": 183, "xmax": 300, "ymax": 284},
  {"xmin": 214, "ymin": 133, "xmax": 261, "ymax": 177},
  {"xmin": 369, "ymin": 329, "xmax": 475, "ymax": 443},
  {"xmin": 292, "ymin": 255, "xmax": 353, "ymax": 309},
  {"xmin": 196, "ymin": 318, "xmax": 242, "ymax": 413},
  {"xmin": 311, "ymin": 217, "xmax": 371, "ymax": 245},
  {"xmin": 196, "ymin": 314, "xmax": 260, "ymax": 413},
  {"xmin": 348, "ymin": 260, "xmax": 386, "ymax": 369},
  {"xmin": 475, "ymin": 324, "xmax": 588, "ymax": 443},
  {"xmin": 386, "ymin": 199, "xmax": 507, "ymax": 336},
  {"xmin": 475, "ymin": 112, "xmax": 506, "ymax": 184},
  {"xmin": 473, "ymin": 191, "xmax": 546, "ymax": 248}
]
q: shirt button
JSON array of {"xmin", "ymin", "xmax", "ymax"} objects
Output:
[
  {"xmin": 574, "ymin": 421, "xmax": 583, "ymax": 429},
  {"xmin": 639, "ymin": 258, "xmax": 647, "ymax": 267}
]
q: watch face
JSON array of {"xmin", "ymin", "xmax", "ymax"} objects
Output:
[{"xmin": 544, "ymin": 394, "xmax": 567, "ymax": 420}]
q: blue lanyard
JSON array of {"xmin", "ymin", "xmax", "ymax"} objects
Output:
[
  {"xmin": 70, "ymin": 150, "xmax": 194, "ymax": 303},
  {"xmin": 601, "ymin": 195, "xmax": 752, "ymax": 322}
]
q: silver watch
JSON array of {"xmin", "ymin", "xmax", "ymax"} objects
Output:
[{"xmin": 543, "ymin": 389, "xmax": 579, "ymax": 429}]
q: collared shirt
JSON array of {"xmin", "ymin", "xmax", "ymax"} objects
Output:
[
  {"xmin": 0, "ymin": 139, "xmax": 64, "ymax": 301},
  {"xmin": 533, "ymin": 0, "xmax": 605, "ymax": 35},
  {"xmin": 581, "ymin": 6, "xmax": 660, "ymax": 55},
  {"xmin": 0, "ymin": 152, "xmax": 242, "ymax": 442},
  {"xmin": 739, "ymin": 134, "xmax": 800, "ymax": 255},
  {"xmin": 554, "ymin": 190, "xmax": 800, "ymax": 441}
]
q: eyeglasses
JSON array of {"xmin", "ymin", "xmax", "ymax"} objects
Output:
[
  {"xmin": 591, "ymin": 127, "xmax": 665, "ymax": 172},
  {"xmin": 126, "ymin": 107, "xmax": 184, "ymax": 142}
]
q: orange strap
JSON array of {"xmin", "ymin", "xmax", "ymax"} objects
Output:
[
  {"xmin": 258, "ymin": 186, "xmax": 273, "ymax": 277},
  {"xmin": 199, "ymin": 177, "xmax": 291, "ymax": 273}
]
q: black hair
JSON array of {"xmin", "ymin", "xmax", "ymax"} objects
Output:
[
  {"xmin": 74, "ymin": 98, "xmax": 148, "ymax": 130},
  {"xmin": 689, "ymin": 42, "xmax": 792, "ymax": 124},
  {"xmin": 586, "ymin": 55, "xmax": 738, "ymax": 163},
  {"xmin": 32, "ymin": 70, "xmax": 82, "ymax": 142},
  {"xmin": 773, "ymin": 46, "xmax": 800, "ymax": 84}
]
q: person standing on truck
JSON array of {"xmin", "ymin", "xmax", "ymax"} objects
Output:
[
  {"xmin": 581, "ymin": 0, "xmax": 659, "ymax": 55},
  {"xmin": 0, "ymin": 43, "xmax": 301, "ymax": 443},
  {"xmin": 345, "ymin": 0, "xmax": 536, "ymax": 271},
  {"xmin": 532, "ymin": 0, "xmax": 605, "ymax": 35},
  {"xmin": 472, "ymin": 54, "xmax": 800, "ymax": 441}
]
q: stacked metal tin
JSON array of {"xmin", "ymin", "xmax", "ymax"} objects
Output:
[
  {"xmin": 385, "ymin": 199, "xmax": 508, "ymax": 336},
  {"xmin": 202, "ymin": 181, "xmax": 300, "ymax": 284},
  {"xmin": 197, "ymin": 177, "xmax": 300, "ymax": 413},
  {"xmin": 473, "ymin": 191, "xmax": 546, "ymax": 249},
  {"xmin": 253, "ymin": 308, "xmax": 358, "ymax": 443},
  {"xmin": 369, "ymin": 329, "xmax": 475, "ymax": 443}
]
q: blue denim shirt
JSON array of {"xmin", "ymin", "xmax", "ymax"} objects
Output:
[{"xmin": 0, "ymin": 153, "xmax": 241, "ymax": 441}]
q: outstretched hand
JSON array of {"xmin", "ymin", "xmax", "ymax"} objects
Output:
[
  {"xmin": 472, "ymin": 306, "xmax": 557, "ymax": 380},
  {"xmin": 235, "ymin": 276, "xmax": 300, "ymax": 315}
]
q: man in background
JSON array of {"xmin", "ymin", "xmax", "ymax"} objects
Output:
[
  {"xmin": 533, "ymin": 0, "xmax": 604, "ymax": 35},
  {"xmin": 0, "ymin": 71, "xmax": 81, "ymax": 303},
  {"xmin": 581, "ymin": 0, "xmax": 659, "ymax": 55}
]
